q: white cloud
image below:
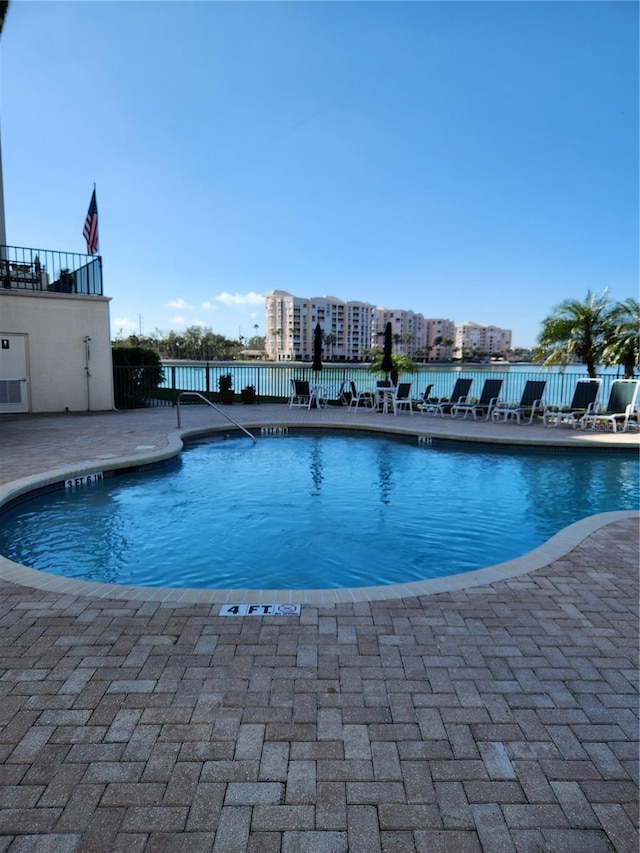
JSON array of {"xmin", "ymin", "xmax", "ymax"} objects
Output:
[
  {"xmin": 201, "ymin": 301, "xmax": 219, "ymax": 311},
  {"xmin": 167, "ymin": 298, "xmax": 195, "ymax": 310},
  {"xmin": 113, "ymin": 317, "xmax": 138, "ymax": 331},
  {"xmin": 213, "ymin": 291, "xmax": 265, "ymax": 307}
]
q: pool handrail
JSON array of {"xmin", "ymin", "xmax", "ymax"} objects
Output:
[{"xmin": 176, "ymin": 391, "xmax": 257, "ymax": 443}]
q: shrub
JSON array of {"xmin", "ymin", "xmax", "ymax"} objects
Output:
[{"xmin": 112, "ymin": 347, "xmax": 165, "ymax": 409}]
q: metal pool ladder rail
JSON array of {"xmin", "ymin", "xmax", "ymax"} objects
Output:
[{"xmin": 176, "ymin": 392, "xmax": 257, "ymax": 443}]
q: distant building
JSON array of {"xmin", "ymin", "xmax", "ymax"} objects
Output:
[
  {"xmin": 264, "ymin": 291, "xmax": 511, "ymax": 362},
  {"xmin": 345, "ymin": 300, "xmax": 377, "ymax": 361},
  {"xmin": 422, "ymin": 318, "xmax": 457, "ymax": 361},
  {"xmin": 372, "ymin": 308, "xmax": 425, "ymax": 360},
  {"xmin": 455, "ymin": 321, "xmax": 512, "ymax": 359},
  {"xmin": 265, "ymin": 291, "xmax": 375, "ymax": 362}
]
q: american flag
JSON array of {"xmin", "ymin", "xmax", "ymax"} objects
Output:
[{"xmin": 83, "ymin": 189, "xmax": 99, "ymax": 255}]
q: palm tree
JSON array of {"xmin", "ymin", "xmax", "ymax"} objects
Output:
[
  {"xmin": 401, "ymin": 332, "xmax": 414, "ymax": 355},
  {"xmin": 274, "ymin": 328, "xmax": 283, "ymax": 360},
  {"xmin": 369, "ymin": 352, "xmax": 415, "ymax": 377},
  {"xmin": 535, "ymin": 290, "xmax": 615, "ymax": 378},
  {"xmin": 323, "ymin": 332, "xmax": 337, "ymax": 361},
  {"xmin": 602, "ymin": 297, "xmax": 640, "ymax": 378}
]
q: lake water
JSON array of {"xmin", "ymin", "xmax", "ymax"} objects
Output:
[{"xmin": 160, "ymin": 361, "xmax": 630, "ymax": 408}]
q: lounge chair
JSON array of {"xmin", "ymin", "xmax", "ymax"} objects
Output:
[
  {"xmin": 580, "ymin": 379, "xmax": 640, "ymax": 433},
  {"xmin": 451, "ymin": 378, "xmax": 504, "ymax": 421},
  {"xmin": 338, "ymin": 380, "xmax": 351, "ymax": 407},
  {"xmin": 392, "ymin": 382, "xmax": 413, "ymax": 415},
  {"xmin": 288, "ymin": 379, "xmax": 313, "ymax": 409},
  {"xmin": 491, "ymin": 380, "xmax": 547, "ymax": 424},
  {"xmin": 413, "ymin": 384, "xmax": 434, "ymax": 412},
  {"xmin": 543, "ymin": 379, "xmax": 601, "ymax": 428},
  {"xmin": 348, "ymin": 380, "xmax": 375, "ymax": 411},
  {"xmin": 421, "ymin": 378, "xmax": 473, "ymax": 416}
]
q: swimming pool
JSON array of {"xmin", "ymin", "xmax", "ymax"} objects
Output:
[{"xmin": 0, "ymin": 431, "xmax": 637, "ymax": 590}]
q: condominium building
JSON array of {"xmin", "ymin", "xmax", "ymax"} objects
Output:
[
  {"xmin": 264, "ymin": 291, "xmax": 511, "ymax": 362},
  {"xmin": 265, "ymin": 291, "xmax": 351, "ymax": 362},
  {"xmin": 345, "ymin": 301, "xmax": 377, "ymax": 361},
  {"xmin": 423, "ymin": 318, "xmax": 457, "ymax": 361},
  {"xmin": 266, "ymin": 291, "xmax": 383, "ymax": 362},
  {"xmin": 372, "ymin": 308, "xmax": 425, "ymax": 358},
  {"xmin": 455, "ymin": 321, "xmax": 512, "ymax": 358}
]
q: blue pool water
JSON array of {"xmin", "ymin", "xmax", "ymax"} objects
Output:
[{"xmin": 0, "ymin": 433, "xmax": 637, "ymax": 590}]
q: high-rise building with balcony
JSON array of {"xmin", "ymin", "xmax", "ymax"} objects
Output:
[
  {"xmin": 265, "ymin": 290, "xmax": 372, "ymax": 362},
  {"xmin": 455, "ymin": 321, "xmax": 512, "ymax": 358},
  {"xmin": 265, "ymin": 291, "xmax": 511, "ymax": 362},
  {"xmin": 423, "ymin": 318, "xmax": 457, "ymax": 361}
]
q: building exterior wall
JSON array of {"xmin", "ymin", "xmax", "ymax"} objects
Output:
[
  {"xmin": 0, "ymin": 290, "xmax": 114, "ymax": 412},
  {"xmin": 423, "ymin": 319, "xmax": 457, "ymax": 361},
  {"xmin": 482, "ymin": 324, "xmax": 512, "ymax": 354},
  {"xmin": 266, "ymin": 290, "xmax": 371, "ymax": 362},
  {"xmin": 265, "ymin": 290, "xmax": 294, "ymax": 361},
  {"xmin": 345, "ymin": 301, "xmax": 375, "ymax": 360},
  {"xmin": 373, "ymin": 309, "xmax": 424, "ymax": 359},
  {"xmin": 455, "ymin": 321, "xmax": 512, "ymax": 357}
]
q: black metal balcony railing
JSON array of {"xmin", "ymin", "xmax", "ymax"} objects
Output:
[{"xmin": 0, "ymin": 245, "xmax": 103, "ymax": 296}]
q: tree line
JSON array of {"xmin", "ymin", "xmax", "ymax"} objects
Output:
[{"xmin": 112, "ymin": 326, "xmax": 266, "ymax": 361}]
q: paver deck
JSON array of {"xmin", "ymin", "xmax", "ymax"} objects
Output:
[{"xmin": 0, "ymin": 405, "xmax": 638, "ymax": 851}]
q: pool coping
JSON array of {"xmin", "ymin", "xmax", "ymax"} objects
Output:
[{"xmin": 1, "ymin": 419, "xmax": 638, "ymax": 605}]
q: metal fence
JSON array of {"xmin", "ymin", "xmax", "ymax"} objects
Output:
[
  {"xmin": 0, "ymin": 244, "xmax": 103, "ymax": 296},
  {"xmin": 113, "ymin": 361, "xmax": 624, "ymax": 410}
]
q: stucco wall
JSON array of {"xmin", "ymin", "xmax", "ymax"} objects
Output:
[{"xmin": 0, "ymin": 290, "xmax": 114, "ymax": 412}]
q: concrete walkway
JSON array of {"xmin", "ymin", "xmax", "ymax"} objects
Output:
[{"xmin": 0, "ymin": 405, "xmax": 637, "ymax": 851}]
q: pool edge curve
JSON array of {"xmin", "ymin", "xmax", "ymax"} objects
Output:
[{"xmin": 0, "ymin": 423, "xmax": 637, "ymax": 605}]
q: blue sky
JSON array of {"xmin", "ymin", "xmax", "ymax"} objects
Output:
[{"xmin": 2, "ymin": 1, "xmax": 638, "ymax": 348}]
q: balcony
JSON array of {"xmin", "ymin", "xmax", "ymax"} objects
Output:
[{"xmin": 1, "ymin": 245, "xmax": 103, "ymax": 296}]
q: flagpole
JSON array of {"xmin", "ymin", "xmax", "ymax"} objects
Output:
[
  {"xmin": 0, "ymin": 130, "xmax": 6, "ymax": 252},
  {"xmin": 0, "ymin": 6, "xmax": 7, "ymax": 254}
]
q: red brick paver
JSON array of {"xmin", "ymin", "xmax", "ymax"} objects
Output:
[{"xmin": 0, "ymin": 408, "xmax": 637, "ymax": 851}]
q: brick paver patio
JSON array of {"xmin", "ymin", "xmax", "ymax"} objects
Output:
[{"xmin": 0, "ymin": 406, "xmax": 637, "ymax": 851}]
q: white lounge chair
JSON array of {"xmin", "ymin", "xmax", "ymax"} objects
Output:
[
  {"xmin": 543, "ymin": 379, "xmax": 601, "ymax": 428},
  {"xmin": 491, "ymin": 380, "xmax": 547, "ymax": 424},
  {"xmin": 392, "ymin": 382, "xmax": 413, "ymax": 415},
  {"xmin": 421, "ymin": 378, "xmax": 473, "ymax": 417},
  {"xmin": 413, "ymin": 384, "xmax": 434, "ymax": 412},
  {"xmin": 451, "ymin": 378, "xmax": 503, "ymax": 421},
  {"xmin": 580, "ymin": 379, "xmax": 640, "ymax": 433},
  {"xmin": 348, "ymin": 380, "xmax": 375, "ymax": 411},
  {"xmin": 288, "ymin": 379, "xmax": 313, "ymax": 409}
]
